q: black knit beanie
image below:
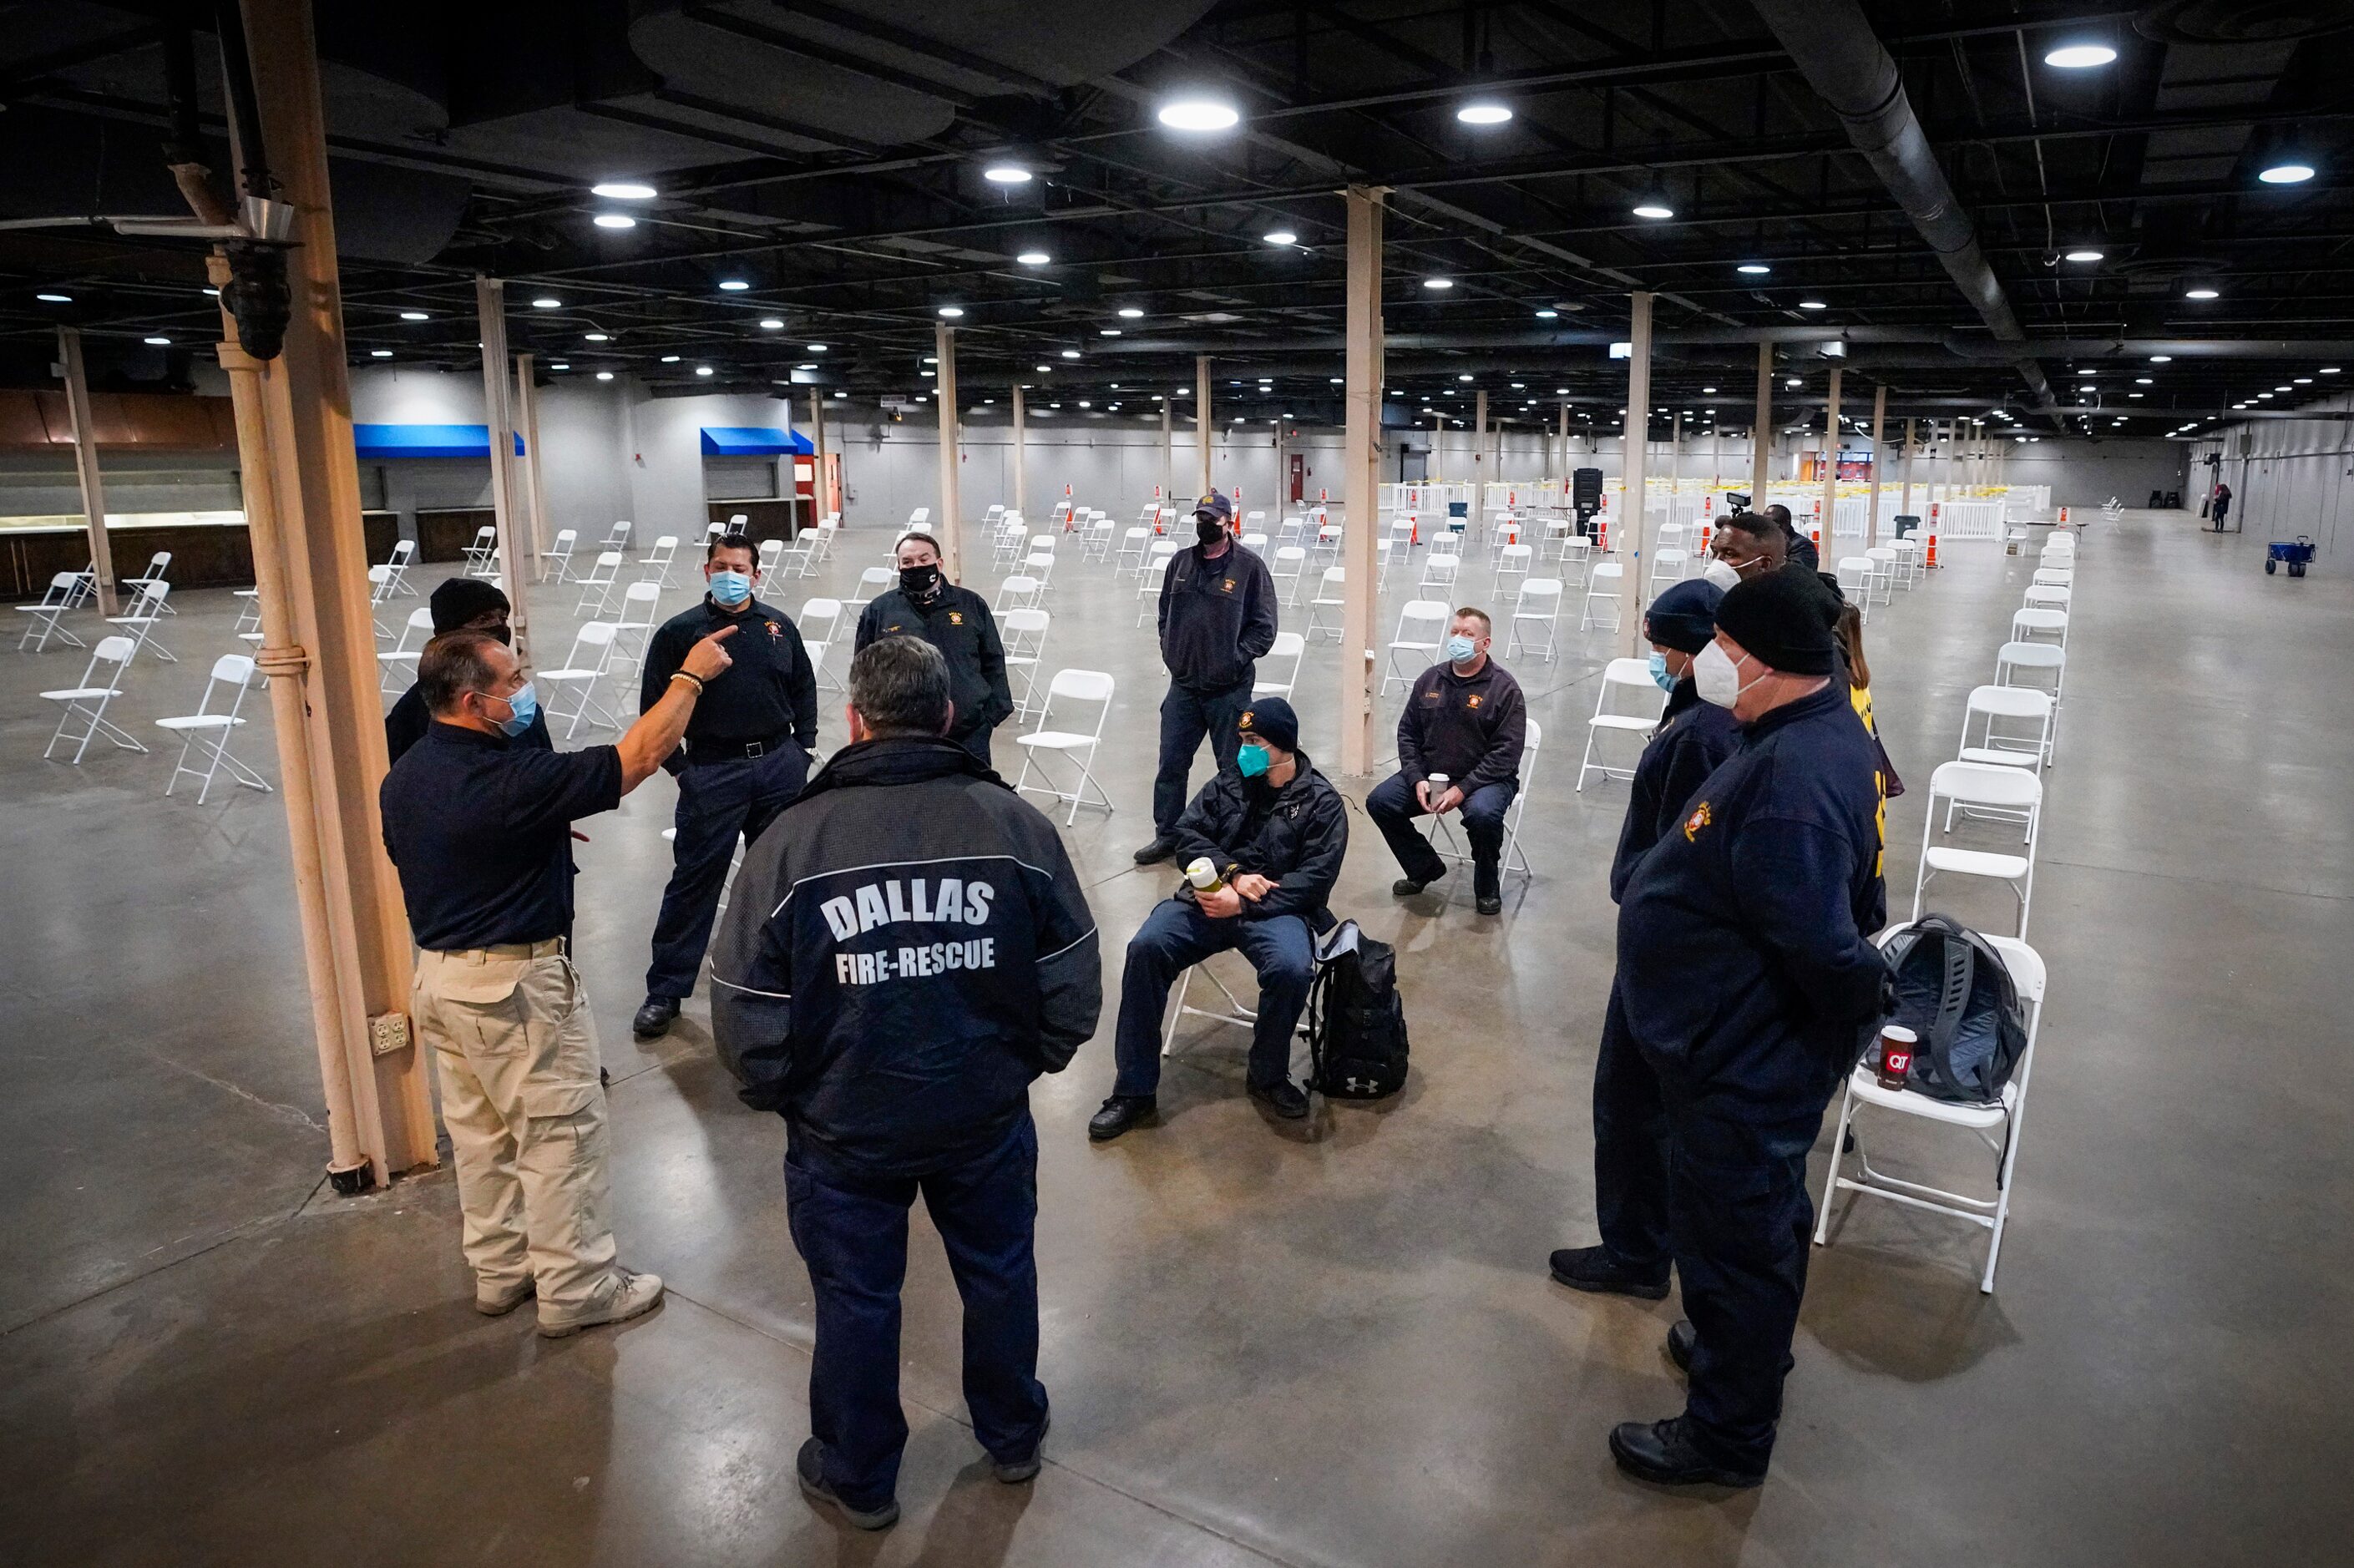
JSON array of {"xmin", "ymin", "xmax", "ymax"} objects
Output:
[{"xmin": 1715, "ymin": 569, "xmax": 1838, "ymax": 675}]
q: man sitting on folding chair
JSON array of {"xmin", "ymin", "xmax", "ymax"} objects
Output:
[
  {"xmin": 1091, "ymin": 698, "xmax": 1347, "ymax": 1140},
  {"xmin": 1367, "ymin": 606, "xmax": 1525, "ymax": 917}
]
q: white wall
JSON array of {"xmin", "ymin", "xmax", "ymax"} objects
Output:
[{"xmin": 2191, "ymin": 392, "xmax": 2354, "ymax": 555}]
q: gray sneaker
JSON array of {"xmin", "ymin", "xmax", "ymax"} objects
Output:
[
  {"xmin": 475, "ymin": 1275, "xmax": 536, "ymax": 1316},
  {"xmin": 538, "ymin": 1268, "xmax": 665, "ymax": 1338}
]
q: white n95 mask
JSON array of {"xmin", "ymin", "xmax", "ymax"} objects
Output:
[{"xmin": 1692, "ymin": 640, "xmax": 1758, "ymax": 709}]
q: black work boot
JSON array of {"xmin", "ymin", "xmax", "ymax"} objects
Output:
[
  {"xmin": 1132, "ymin": 837, "xmax": 1177, "ymax": 865},
  {"xmin": 1666, "ymin": 1319, "xmax": 1696, "ymax": 1374},
  {"xmin": 1474, "ymin": 859, "xmax": 1502, "ymax": 916},
  {"xmin": 1547, "ymin": 1244, "xmax": 1671, "ymax": 1300},
  {"xmin": 1608, "ymin": 1417, "xmax": 1765, "ymax": 1489},
  {"xmin": 632, "ymin": 995, "xmax": 681, "ymax": 1039},
  {"xmin": 1088, "ymin": 1095, "xmax": 1157, "ymax": 1141},
  {"xmin": 1249, "ymin": 1079, "xmax": 1309, "ymax": 1120}
]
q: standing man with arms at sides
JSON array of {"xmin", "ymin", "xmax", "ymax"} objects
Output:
[
  {"xmin": 1134, "ymin": 489, "xmax": 1278, "ymax": 865},
  {"xmin": 381, "ymin": 622, "xmax": 737, "ymax": 1335},
  {"xmin": 1763, "ymin": 503, "xmax": 1818, "ymax": 572},
  {"xmin": 854, "ymin": 530, "xmax": 1013, "ymax": 769},
  {"xmin": 710, "ymin": 637, "xmax": 1100, "ymax": 1532},
  {"xmin": 633, "ymin": 535, "xmax": 819, "ymax": 1041},
  {"xmin": 1602, "ymin": 572, "xmax": 1891, "ymax": 1488},
  {"xmin": 1548, "ymin": 578, "xmax": 1741, "ymax": 1302},
  {"xmin": 1367, "ymin": 606, "xmax": 1526, "ymax": 917},
  {"xmin": 385, "ymin": 577, "xmax": 548, "ymax": 762},
  {"xmin": 1092, "ymin": 698, "xmax": 1347, "ymax": 1140}
]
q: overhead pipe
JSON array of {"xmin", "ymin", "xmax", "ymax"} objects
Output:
[{"xmin": 1744, "ymin": 0, "xmax": 2053, "ymax": 409}]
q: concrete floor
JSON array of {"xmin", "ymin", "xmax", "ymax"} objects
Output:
[{"xmin": 3, "ymin": 511, "xmax": 2350, "ymax": 1565}]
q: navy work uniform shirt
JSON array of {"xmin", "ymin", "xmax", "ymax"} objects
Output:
[
  {"xmin": 853, "ymin": 583, "xmax": 1013, "ymax": 746},
  {"xmin": 1397, "ymin": 658, "xmax": 1526, "ymax": 792},
  {"xmin": 1615, "ymin": 681, "xmax": 1890, "ymax": 1115},
  {"xmin": 1608, "ymin": 677, "xmax": 1744, "ymax": 903},
  {"xmin": 641, "ymin": 594, "xmax": 818, "ymax": 763},
  {"xmin": 380, "ymin": 722, "xmax": 622, "ymax": 950},
  {"xmin": 1157, "ymin": 541, "xmax": 1278, "ymax": 694}
]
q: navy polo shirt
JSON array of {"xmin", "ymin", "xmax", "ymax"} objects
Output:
[{"xmin": 380, "ymin": 722, "xmax": 622, "ymax": 951}]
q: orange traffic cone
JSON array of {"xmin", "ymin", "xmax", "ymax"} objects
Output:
[
  {"xmin": 1597, "ymin": 516, "xmax": 1609, "ymax": 553},
  {"xmin": 1926, "ymin": 532, "xmax": 1940, "ymax": 569},
  {"xmin": 1698, "ymin": 524, "xmax": 1713, "ymax": 554}
]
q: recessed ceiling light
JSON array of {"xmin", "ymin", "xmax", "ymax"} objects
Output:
[
  {"xmin": 531, "ymin": 296, "xmax": 562, "ymax": 309},
  {"xmin": 920, "ymin": 369, "xmax": 934, "ymax": 377},
  {"xmin": 718, "ymin": 280, "xmax": 750, "ymax": 292},
  {"xmin": 2064, "ymin": 249, "xmax": 2105, "ymax": 262},
  {"xmin": 1631, "ymin": 203, "xmax": 1674, "ymax": 220},
  {"xmin": 1262, "ymin": 230, "xmax": 1298, "ymax": 245},
  {"xmin": 2135, "ymin": 377, "xmax": 2153, "ymax": 384},
  {"xmin": 584, "ymin": 332, "xmax": 609, "ymax": 342},
  {"xmin": 696, "ymin": 366, "xmax": 714, "ymax": 377},
  {"xmin": 758, "ymin": 318, "xmax": 783, "ymax": 330},
  {"xmin": 1799, "ymin": 300, "xmax": 1828, "ymax": 310},
  {"xmin": 2258, "ymin": 392, "xmax": 2273, "ymax": 398},
  {"xmin": 1737, "ymin": 263, "xmax": 1771, "ymax": 275},
  {"xmin": 592, "ymin": 213, "xmax": 636, "ymax": 229},
  {"xmin": 2296, "ymin": 377, "xmax": 2313, "ymax": 383},
  {"xmin": 144, "ymin": 336, "xmax": 172, "ymax": 346},
  {"xmin": 1536, "ymin": 309, "xmax": 1558, "ymax": 320},
  {"xmin": 2259, "ymin": 163, "xmax": 2316, "ymax": 185},
  {"xmin": 1061, "ymin": 349, "xmax": 1080, "ymax": 359},
  {"xmin": 1100, "ymin": 328, "xmax": 1121, "ymax": 336},
  {"xmin": 1035, "ymin": 363, "xmax": 1050, "ymax": 372},
  {"xmin": 1118, "ymin": 306, "xmax": 1145, "ymax": 319},
  {"xmin": 938, "ymin": 306, "xmax": 964, "ymax": 318},
  {"xmin": 2129, "ymin": 392, "xmax": 2144, "ymax": 397},
  {"xmin": 595, "ymin": 371, "xmax": 615, "ymax": 381},
  {"xmin": 2150, "ymin": 355, "xmax": 2173, "ymax": 362},
  {"xmin": 399, "ymin": 310, "xmax": 428, "ymax": 321},
  {"xmin": 983, "ymin": 164, "xmax": 1033, "ymax": 185},
  {"xmin": 550, "ymin": 362, "xmax": 570, "ymax": 370},
  {"xmin": 661, "ymin": 354, "xmax": 681, "ymax": 363},
  {"xmin": 1016, "ymin": 250, "xmax": 1051, "ymax": 266},
  {"xmin": 1456, "ymin": 103, "xmax": 1512, "ymax": 125},
  {"xmin": 2078, "ymin": 370, "xmax": 2097, "ymax": 377},
  {"xmin": 2045, "ymin": 43, "xmax": 2118, "ymax": 68},
  {"xmin": 591, "ymin": 181, "xmax": 656, "ymax": 200},
  {"xmin": 37, "ymin": 292, "xmax": 72, "ymax": 303},
  {"xmin": 1157, "ymin": 98, "xmax": 1240, "ymax": 132},
  {"xmin": 1423, "ymin": 277, "xmax": 1454, "ymax": 290},
  {"xmin": 1330, "ymin": 377, "xmax": 1343, "ymax": 384},
  {"xmin": 2323, "ymin": 367, "xmax": 2342, "ymax": 374},
  {"xmin": 2276, "ymin": 384, "xmax": 2293, "ymax": 391},
  {"xmin": 370, "ymin": 349, "xmax": 392, "ymax": 357},
  {"xmin": 1785, "ymin": 377, "xmax": 1802, "ymax": 387},
  {"xmin": 2184, "ymin": 287, "xmax": 2220, "ymax": 300}
]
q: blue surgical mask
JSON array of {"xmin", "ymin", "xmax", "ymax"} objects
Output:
[
  {"xmin": 1237, "ymin": 741, "xmax": 1271, "ymax": 779},
  {"xmin": 492, "ymin": 681, "xmax": 538, "ymax": 737},
  {"xmin": 1648, "ymin": 651, "xmax": 1676, "ymax": 692},
  {"xmin": 708, "ymin": 569, "xmax": 752, "ymax": 605},
  {"xmin": 1444, "ymin": 635, "xmax": 1478, "ymax": 665}
]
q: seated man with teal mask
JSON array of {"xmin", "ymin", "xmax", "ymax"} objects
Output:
[
  {"xmin": 1367, "ymin": 606, "xmax": 1526, "ymax": 916},
  {"xmin": 1091, "ymin": 698, "xmax": 1349, "ymax": 1140}
]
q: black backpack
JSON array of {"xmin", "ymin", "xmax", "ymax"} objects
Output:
[
  {"xmin": 1875, "ymin": 915, "xmax": 2031, "ymax": 1105},
  {"xmin": 1305, "ymin": 921, "xmax": 1410, "ymax": 1100}
]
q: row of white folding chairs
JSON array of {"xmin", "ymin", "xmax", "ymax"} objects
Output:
[{"xmin": 39, "ymin": 632, "xmax": 275, "ymax": 804}]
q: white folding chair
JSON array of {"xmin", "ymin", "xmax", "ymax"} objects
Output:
[
  {"xmin": 1084, "ymin": 515, "xmax": 1116, "ymax": 563},
  {"xmin": 608, "ymin": 581, "xmax": 663, "ymax": 675},
  {"xmin": 2032, "ymin": 566, "xmax": 2073, "ymax": 589},
  {"xmin": 1011, "ymin": 668, "xmax": 1116, "ymax": 824},
  {"xmin": 640, "ymin": 534, "xmax": 680, "ymax": 588},
  {"xmin": 754, "ymin": 538, "xmax": 787, "ymax": 594},
  {"xmin": 996, "ymin": 574, "xmax": 1042, "ymax": 615},
  {"xmin": 1496, "ymin": 542, "xmax": 1533, "ymax": 584},
  {"xmin": 42, "ymin": 636, "xmax": 147, "ymax": 764},
  {"xmin": 1890, "ymin": 537, "xmax": 1922, "ymax": 587},
  {"xmin": 800, "ymin": 596, "xmax": 847, "ymax": 695},
  {"xmin": 156, "ymin": 653, "xmax": 272, "ymax": 802},
  {"xmin": 992, "ymin": 521, "xmax": 1027, "ymax": 571},
  {"xmin": 1277, "ymin": 515, "xmax": 1308, "ymax": 551},
  {"xmin": 1957, "ymin": 685, "xmax": 2053, "ymax": 772},
  {"xmin": 366, "ymin": 564, "xmax": 397, "ymax": 635},
  {"xmin": 1815, "ymin": 927, "xmax": 2047, "ymax": 1293},
  {"xmin": 906, "ymin": 507, "xmax": 930, "ymax": 528},
  {"xmin": 540, "ymin": 527, "xmax": 580, "ymax": 583},
  {"xmin": 1161, "ymin": 958, "xmax": 1261, "ymax": 1058},
  {"xmin": 1270, "ymin": 545, "xmax": 1309, "ymax": 607},
  {"xmin": 2011, "ymin": 607, "xmax": 2068, "ymax": 649},
  {"xmin": 2021, "ymin": 584, "xmax": 2071, "ymax": 612},
  {"xmin": 1913, "ymin": 761, "xmax": 2043, "ymax": 936},
  {"xmin": 232, "ymin": 588, "xmax": 261, "ymax": 637},
  {"xmin": 1000, "ymin": 607, "xmax": 1051, "ymax": 718},
  {"xmin": 1239, "ymin": 531, "xmax": 1268, "ymax": 554},
  {"xmin": 1137, "ymin": 538, "xmax": 1178, "ymax": 589},
  {"xmin": 377, "ymin": 606, "xmax": 434, "ymax": 691},
  {"xmin": 384, "ymin": 537, "xmax": 418, "ymax": 596},
  {"xmin": 539, "ymin": 621, "xmax": 625, "ymax": 739},
  {"xmin": 1304, "ymin": 566, "xmax": 1348, "ymax": 642},
  {"xmin": 1505, "ymin": 578, "xmax": 1564, "ymax": 663},
  {"xmin": 1577, "ymin": 657, "xmax": 1664, "ymax": 790},
  {"xmin": 1116, "ymin": 527, "xmax": 1150, "ymax": 573},
  {"xmin": 1835, "ymin": 556, "xmax": 1875, "ymax": 621},
  {"xmin": 1419, "ymin": 546, "xmax": 1461, "ymax": 594},
  {"xmin": 1579, "ymin": 562, "xmax": 1624, "ymax": 631},
  {"xmin": 849, "ymin": 565, "xmax": 893, "ymax": 609},
  {"xmin": 1024, "ymin": 550, "xmax": 1057, "ymax": 592},
  {"xmin": 121, "ymin": 551, "xmax": 175, "ymax": 614},
  {"xmin": 574, "ymin": 550, "xmax": 623, "ymax": 615},
  {"xmin": 1383, "ymin": 600, "xmax": 1450, "ymax": 695},
  {"xmin": 1253, "ymin": 630, "xmax": 1306, "ymax": 699},
  {"xmin": 16, "ymin": 572, "xmax": 86, "ymax": 652},
  {"xmin": 462, "ymin": 526, "xmax": 499, "ymax": 577},
  {"xmin": 1427, "ymin": 717, "xmax": 1542, "ymax": 886},
  {"xmin": 602, "ymin": 520, "xmax": 632, "ymax": 555},
  {"xmin": 1560, "ymin": 535, "xmax": 1593, "ymax": 589},
  {"xmin": 1313, "ymin": 522, "xmax": 1342, "ymax": 568},
  {"xmin": 1995, "ymin": 640, "xmax": 2066, "ymax": 737},
  {"xmin": 104, "ymin": 580, "xmax": 176, "ymax": 663},
  {"xmin": 1648, "ymin": 547, "xmax": 1689, "ymax": 592},
  {"xmin": 1864, "ymin": 545, "xmax": 1898, "ymax": 605}
]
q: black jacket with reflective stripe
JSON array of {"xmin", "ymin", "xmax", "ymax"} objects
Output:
[{"xmin": 709, "ymin": 736, "xmax": 1101, "ymax": 1178}]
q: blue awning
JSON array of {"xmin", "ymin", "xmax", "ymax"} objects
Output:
[
  {"xmin": 701, "ymin": 425, "xmax": 813, "ymax": 456},
  {"xmin": 352, "ymin": 423, "xmax": 525, "ymax": 460}
]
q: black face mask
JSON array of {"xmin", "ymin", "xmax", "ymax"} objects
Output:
[
  {"xmin": 1196, "ymin": 517, "xmax": 1228, "ymax": 548},
  {"xmin": 899, "ymin": 564, "xmax": 942, "ymax": 599}
]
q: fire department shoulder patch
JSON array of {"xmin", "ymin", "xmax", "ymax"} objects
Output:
[{"xmin": 1683, "ymin": 802, "xmax": 1713, "ymax": 841}]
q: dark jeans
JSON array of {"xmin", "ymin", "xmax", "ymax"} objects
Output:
[
  {"xmin": 1152, "ymin": 680, "xmax": 1250, "ymax": 835},
  {"xmin": 1591, "ymin": 981, "xmax": 1670, "ymax": 1276},
  {"xmin": 1365, "ymin": 771, "xmax": 1516, "ymax": 882},
  {"xmin": 645, "ymin": 743, "xmax": 808, "ymax": 999},
  {"xmin": 1653, "ymin": 1081, "xmax": 1837, "ymax": 1473},
  {"xmin": 1112, "ymin": 898, "xmax": 1314, "ymax": 1098},
  {"xmin": 784, "ymin": 1115, "xmax": 1048, "ymax": 1510}
]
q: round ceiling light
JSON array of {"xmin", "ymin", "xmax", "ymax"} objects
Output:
[
  {"xmin": 758, "ymin": 318, "xmax": 783, "ymax": 330},
  {"xmin": 2063, "ymin": 249, "xmax": 2105, "ymax": 262},
  {"xmin": 2150, "ymin": 354, "xmax": 2173, "ymax": 362},
  {"xmin": 2259, "ymin": 163, "xmax": 2316, "ymax": 185},
  {"xmin": 1798, "ymin": 300, "xmax": 1828, "ymax": 310},
  {"xmin": 983, "ymin": 164, "xmax": 1033, "ymax": 185},
  {"xmin": 1157, "ymin": 98, "xmax": 1240, "ymax": 132},
  {"xmin": 2184, "ymin": 287, "xmax": 2220, "ymax": 300},
  {"xmin": 661, "ymin": 355, "xmax": 681, "ymax": 363},
  {"xmin": 590, "ymin": 181, "xmax": 656, "ymax": 200},
  {"xmin": 696, "ymin": 366, "xmax": 714, "ymax": 377},
  {"xmin": 1456, "ymin": 103, "xmax": 1512, "ymax": 125},
  {"xmin": 584, "ymin": 332, "xmax": 610, "ymax": 342},
  {"xmin": 1016, "ymin": 250, "xmax": 1051, "ymax": 266},
  {"xmin": 592, "ymin": 213, "xmax": 636, "ymax": 229},
  {"xmin": 369, "ymin": 349, "xmax": 392, "ymax": 358},
  {"xmin": 144, "ymin": 336, "xmax": 171, "ymax": 346},
  {"xmin": 1061, "ymin": 349, "xmax": 1080, "ymax": 359},
  {"xmin": 938, "ymin": 306, "xmax": 964, "ymax": 318},
  {"xmin": 1632, "ymin": 203, "xmax": 1675, "ymax": 220},
  {"xmin": 37, "ymin": 292, "xmax": 72, "ymax": 303},
  {"xmin": 1737, "ymin": 263, "xmax": 1771, "ymax": 275},
  {"xmin": 595, "ymin": 371, "xmax": 615, "ymax": 382},
  {"xmin": 1262, "ymin": 230, "xmax": 1298, "ymax": 245},
  {"xmin": 399, "ymin": 310, "xmax": 428, "ymax": 321},
  {"xmin": 1423, "ymin": 277, "xmax": 1455, "ymax": 291},
  {"xmin": 1535, "ymin": 309, "xmax": 1558, "ymax": 319},
  {"xmin": 2044, "ymin": 43, "xmax": 2117, "ymax": 68},
  {"xmin": 531, "ymin": 296, "xmax": 562, "ymax": 309},
  {"xmin": 1118, "ymin": 306, "xmax": 1145, "ymax": 319},
  {"xmin": 718, "ymin": 280, "xmax": 750, "ymax": 291}
]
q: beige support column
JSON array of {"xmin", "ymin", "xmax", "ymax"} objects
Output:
[
  {"xmin": 1160, "ymin": 397, "xmax": 1173, "ymax": 509},
  {"xmin": 1620, "ymin": 291, "xmax": 1653, "ymax": 650},
  {"xmin": 1557, "ymin": 401, "xmax": 1569, "ymax": 482},
  {"xmin": 1820, "ymin": 365, "xmax": 1843, "ymax": 544},
  {"xmin": 808, "ymin": 389, "xmax": 828, "ymax": 516},
  {"xmin": 1338, "ymin": 185, "xmax": 1385, "ymax": 776},
  {"xmin": 1010, "ymin": 382, "xmax": 1026, "ymax": 520},
  {"xmin": 1865, "ymin": 382, "xmax": 1887, "ymax": 546},
  {"xmin": 56, "ymin": 327, "xmax": 119, "ymax": 615},
  {"xmin": 1752, "ymin": 341, "xmax": 1774, "ymax": 504},
  {"xmin": 1196, "ymin": 354, "xmax": 1213, "ymax": 498},
  {"xmin": 935, "ymin": 321, "xmax": 962, "ymax": 579},
  {"xmin": 473, "ymin": 276, "xmax": 532, "ymax": 660},
  {"xmin": 1474, "ymin": 389, "xmax": 1488, "ymax": 509},
  {"xmin": 1901, "ymin": 417, "xmax": 1916, "ymax": 516},
  {"xmin": 513, "ymin": 352, "xmax": 549, "ymax": 575},
  {"xmin": 1670, "ymin": 410, "xmax": 1682, "ymax": 491},
  {"xmin": 226, "ymin": 0, "xmax": 438, "ymax": 1188}
]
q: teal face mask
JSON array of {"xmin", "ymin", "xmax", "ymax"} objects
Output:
[
  {"xmin": 1444, "ymin": 634, "xmax": 1478, "ymax": 664},
  {"xmin": 493, "ymin": 680, "xmax": 538, "ymax": 737},
  {"xmin": 1648, "ymin": 651, "xmax": 1676, "ymax": 692},
  {"xmin": 1236, "ymin": 741, "xmax": 1271, "ymax": 779},
  {"xmin": 708, "ymin": 569, "xmax": 752, "ymax": 605}
]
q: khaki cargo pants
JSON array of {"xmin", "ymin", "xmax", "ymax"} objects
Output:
[{"xmin": 413, "ymin": 941, "xmax": 618, "ymax": 1315}]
